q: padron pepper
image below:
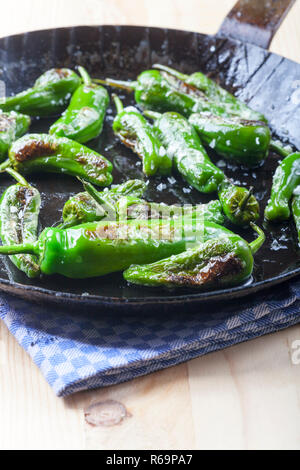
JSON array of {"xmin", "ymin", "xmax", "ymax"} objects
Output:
[
  {"xmin": 145, "ymin": 110, "xmax": 260, "ymax": 226},
  {"xmin": 0, "ymin": 171, "xmax": 41, "ymax": 278},
  {"xmin": 122, "ymin": 198, "xmax": 225, "ymax": 226},
  {"xmin": 265, "ymin": 153, "xmax": 300, "ymax": 222},
  {"xmin": 153, "ymin": 64, "xmax": 266, "ymax": 122},
  {"xmin": 144, "ymin": 110, "xmax": 224, "ymax": 193},
  {"xmin": 62, "ymin": 179, "xmax": 225, "ymax": 228},
  {"xmin": 218, "ymin": 181, "xmax": 259, "ymax": 227},
  {"xmin": 112, "ymin": 95, "xmax": 172, "ymax": 176},
  {"xmin": 189, "ymin": 113, "xmax": 271, "ymax": 168},
  {"xmin": 0, "ymin": 111, "xmax": 31, "ymax": 162},
  {"xmin": 124, "ymin": 224, "xmax": 265, "ymax": 289},
  {"xmin": 0, "ymin": 68, "xmax": 81, "ymax": 117},
  {"xmin": 0, "ymin": 133, "xmax": 113, "ymax": 187},
  {"xmin": 95, "ymin": 70, "xmax": 249, "ymax": 119},
  {"xmin": 50, "ymin": 67, "xmax": 109, "ymax": 143},
  {"xmin": 0, "ymin": 218, "xmax": 247, "ymax": 280},
  {"xmin": 62, "ymin": 179, "xmax": 147, "ymax": 228}
]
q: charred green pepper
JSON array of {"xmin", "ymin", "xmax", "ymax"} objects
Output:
[
  {"xmin": 124, "ymin": 224, "xmax": 265, "ymax": 289},
  {"xmin": 0, "ymin": 178, "xmax": 41, "ymax": 278},
  {"xmin": 0, "ymin": 218, "xmax": 217, "ymax": 279},
  {"xmin": 50, "ymin": 67, "xmax": 109, "ymax": 143},
  {"xmin": 189, "ymin": 113, "xmax": 271, "ymax": 168},
  {"xmin": 218, "ymin": 181, "xmax": 259, "ymax": 227},
  {"xmin": 95, "ymin": 70, "xmax": 246, "ymax": 119},
  {"xmin": 144, "ymin": 110, "xmax": 224, "ymax": 193},
  {"xmin": 0, "ymin": 134, "xmax": 113, "ymax": 187},
  {"xmin": 96, "ymin": 67, "xmax": 265, "ymax": 121},
  {"xmin": 0, "ymin": 217, "xmax": 248, "ymax": 279},
  {"xmin": 0, "ymin": 111, "xmax": 31, "ymax": 162},
  {"xmin": 112, "ymin": 95, "xmax": 171, "ymax": 176},
  {"xmin": 62, "ymin": 178, "xmax": 224, "ymax": 228},
  {"xmin": 265, "ymin": 153, "xmax": 300, "ymax": 222},
  {"xmin": 153, "ymin": 64, "xmax": 266, "ymax": 122},
  {"xmin": 0, "ymin": 69, "xmax": 81, "ymax": 117},
  {"xmin": 145, "ymin": 110, "xmax": 259, "ymax": 226}
]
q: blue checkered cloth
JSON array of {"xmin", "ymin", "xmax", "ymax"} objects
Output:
[{"xmin": 1, "ymin": 278, "xmax": 300, "ymax": 397}]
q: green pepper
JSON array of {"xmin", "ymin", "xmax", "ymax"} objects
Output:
[
  {"xmin": 62, "ymin": 177, "xmax": 224, "ymax": 228},
  {"xmin": 189, "ymin": 113, "xmax": 271, "ymax": 168},
  {"xmin": 0, "ymin": 111, "xmax": 31, "ymax": 162},
  {"xmin": 0, "ymin": 177, "xmax": 41, "ymax": 278},
  {"xmin": 95, "ymin": 70, "xmax": 245, "ymax": 119},
  {"xmin": 144, "ymin": 110, "xmax": 224, "ymax": 193},
  {"xmin": 62, "ymin": 179, "xmax": 147, "ymax": 228},
  {"xmin": 145, "ymin": 110, "xmax": 260, "ymax": 226},
  {"xmin": 0, "ymin": 218, "xmax": 241, "ymax": 279},
  {"xmin": 265, "ymin": 153, "xmax": 300, "ymax": 222},
  {"xmin": 0, "ymin": 69, "xmax": 81, "ymax": 117},
  {"xmin": 218, "ymin": 181, "xmax": 259, "ymax": 226},
  {"xmin": 153, "ymin": 64, "xmax": 267, "ymax": 122},
  {"xmin": 124, "ymin": 199, "xmax": 225, "ymax": 225},
  {"xmin": 112, "ymin": 95, "xmax": 172, "ymax": 176},
  {"xmin": 124, "ymin": 224, "xmax": 265, "ymax": 288},
  {"xmin": 0, "ymin": 133, "xmax": 113, "ymax": 187},
  {"xmin": 292, "ymin": 192, "xmax": 300, "ymax": 246},
  {"xmin": 50, "ymin": 67, "xmax": 109, "ymax": 143}
]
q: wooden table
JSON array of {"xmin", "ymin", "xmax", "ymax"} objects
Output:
[{"xmin": 1, "ymin": 0, "xmax": 300, "ymax": 450}]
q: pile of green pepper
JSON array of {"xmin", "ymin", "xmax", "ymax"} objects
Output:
[{"xmin": 2, "ymin": 60, "xmax": 297, "ymax": 292}]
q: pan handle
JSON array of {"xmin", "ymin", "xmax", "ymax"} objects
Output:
[{"xmin": 218, "ymin": 0, "xmax": 296, "ymax": 49}]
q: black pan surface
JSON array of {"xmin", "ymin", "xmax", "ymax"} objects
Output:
[{"xmin": 0, "ymin": 25, "xmax": 300, "ymax": 308}]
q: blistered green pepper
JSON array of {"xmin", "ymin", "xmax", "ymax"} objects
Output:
[
  {"xmin": 189, "ymin": 113, "xmax": 271, "ymax": 168},
  {"xmin": 96, "ymin": 67, "xmax": 265, "ymax": 121},
  {"xmin": 0, "ymin": 133, "xmax": 113, "ymax": 187},
  {"xmin": 62, "ymin": 177, "xmax": 224, "ymax": 228},
  {"xmin": 0, "ymin": 69, "xmax": 81, "ymax": 117},
  {"xmin": 218, "ymin": 181, "xmax": 259, "ymax": 226},
  {"xmin": 112, "ymin": 95, "xmax": 172, "ymax": 176},
  {"xmin": 0, "ymin": 176, "xmax": 41, "ymax": 278},
  {"xmin": 0, "ymin": 218, "xmax": 224, "ymax": 279},
  {"xmin": 124, "ymin": 224, "xmax": 265, "ymax": 288},
  {"xmin": 145, "ymin": 111, "xmax": 260, "ymax": 226},
  {"xmin": 144, "ymin": 110, "xmax": 224, "ymax": 193},
  {"xmin": 95, "ymin": 70, "xmax": 246, "ymax": 119},
  {"xmin": 62, "ymin": 179, "xmax": 147, "ymax": 228},
  {"xmin": 50, "ymin": 67, "xmax": 109, "ymax": 143},
  {"xmin": 124, "ymin": 199, "xmax": 225, "ymax": 225},
  {"xmin": 265, "ymin": 153, "xmax": 300, "ymax": 222},
  {"xmin": 153, "ymin": 64, "xmax": 266, "ymax": 122},
  {"xmin": 0, "ymin": 111, "xmax": 31, "ymax": 162}
]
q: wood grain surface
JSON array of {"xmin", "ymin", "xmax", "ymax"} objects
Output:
[{"xmin": 0, "ymin": 0, "xmax": 300, "ymax": 450}]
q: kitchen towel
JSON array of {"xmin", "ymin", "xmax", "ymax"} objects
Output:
[{"xmin": 1, "ymin": 278, "xmax": 300, "ymax": 397}]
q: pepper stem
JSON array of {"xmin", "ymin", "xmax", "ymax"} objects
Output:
[
  {"xmin": 249, "ymin": 223, "xmax": 265, "ymax": 254},
  {"xmin": 112, "ymin": 94, "xmax": 124, "ymax": 114},
  {"xmin": 93, "ymin": 78, "xmax": 138, "ymax": 91},
  {"xmin": 0, "ymin": 159, "xmax": 11, "ymax": 172},
  {"xmin": 239, "ymin": 187, "xmax": 253, "ymax": 212},
  {"xmin": 80, "ymin": 179, "xmax": 116, "ymax": 216},
  {"xmin": 78, "ymin": 66, "xmax": 91, "ymax": 86},
  {"xmin": 0, "ymin": 242, "xmax": 38, "ymax": 256},
  {"xmin": 270, "ymin": 140, "xmax": 292, "ymax": 158},
  {"xmin": 153, "ymin": 64, "xmax": 188, "ymax": 82},
  {"xmin": 56, "ymin": 218, "xmax": 80, "ymax": 230},
  {"xmin": 143, "ymin": 110, "xmax": 162, "ymax": 121},
  {"xmin": 5, "ymin": 168, "xmax": 30, "ymax": 186}
]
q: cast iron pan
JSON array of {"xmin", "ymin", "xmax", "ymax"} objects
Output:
[{"xmin": 0, "ymin": 0, "xmax": 299, "ymax": 309}]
